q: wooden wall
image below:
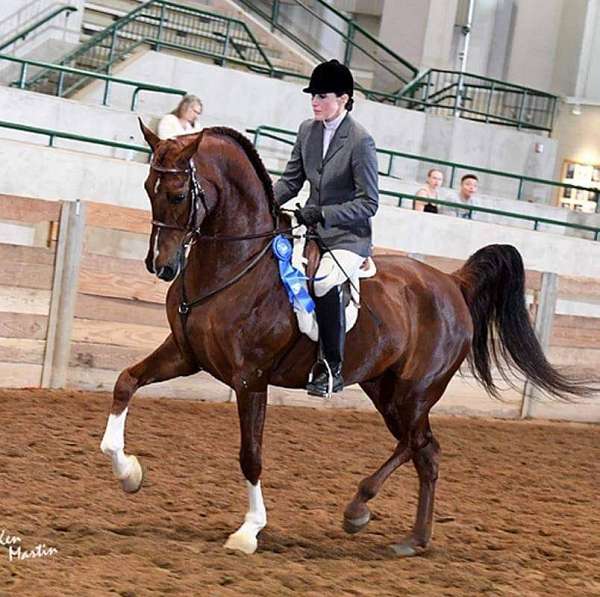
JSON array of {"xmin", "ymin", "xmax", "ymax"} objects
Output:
[
  {"xmin": 67, "ymin": 201, "xmax": 230, "ymax": 401},
  {"xmin": 1, "ymin": 194, "xmax": 599, "ymax": 421},
  {"xmin": 0, "ymin": 195, "xmax": 60, "ymax": 387}
]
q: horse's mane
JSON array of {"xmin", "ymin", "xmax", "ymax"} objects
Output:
[{"xmin": 206, "ymin": 126, "xmax": 275, "ymax": 207}]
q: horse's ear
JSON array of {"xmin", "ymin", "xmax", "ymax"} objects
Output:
[
  {"xmin": 139, "ymin": 118, "xmax": 160, "ymax": 151},
  {"xmin": 177, "ymin": 132, "xmax": 203, "ymax": 163}
]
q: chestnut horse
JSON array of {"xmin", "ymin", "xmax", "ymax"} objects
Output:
[{"xmin": 100, "ymin": 123, "xmax": 594, "ymax": 557}]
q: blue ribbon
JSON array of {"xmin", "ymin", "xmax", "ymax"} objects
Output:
[{"xmin": 272, "ymin": 235, "xmax": 315, "ymax": 314}]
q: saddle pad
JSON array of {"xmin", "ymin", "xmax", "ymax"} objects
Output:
[{"xmin": 290, "ymin": 220, "xmax": 376, "ymax": 342}]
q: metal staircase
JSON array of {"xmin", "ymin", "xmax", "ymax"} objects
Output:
[
  {"xmin": 232, "ymin": 0, "xmax": 557, "ymax": 132},
  {"xmin": 233, "ymin": 0, "xmax": 419, "ymax": 102},
  {"xmin": 8, "ymin": 0, "xmax": 558, "ymax": 133},
  {"xmin": 21, "ymin": 0, "xmax": 293, "ymax": 98}
]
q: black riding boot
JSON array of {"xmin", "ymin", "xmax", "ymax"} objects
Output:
[{"xmin": 306, "ymin": 285, "xmax": 345, "ymax": 397}]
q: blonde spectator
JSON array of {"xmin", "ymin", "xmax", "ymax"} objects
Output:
[
  {"xmin": 157, "ymin": 94, "xmax": 203, "ymax": 140},
  {"xmin": 415, "ymin": 168, "xmax": 444, "ymax": 212}
]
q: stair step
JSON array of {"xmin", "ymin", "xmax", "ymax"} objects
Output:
[{"xmin": 23, "ymin": 1, "xmax": 313, "ymax": 96}]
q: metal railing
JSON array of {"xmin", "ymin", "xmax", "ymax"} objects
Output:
[
  {"xmin": 262, "ymin": 166, "xmax": 600, "ymax": 241},
  {"xmin": 249, "ymin": 125, "xmax": 599, "ymax": 207},
  {"xmin": 21, "ymin": 0, "xmax": 277, "ymax": 98},
  {"xmin": 0, "ymin": 5, "xmax": 78, "ymax": 53},
  {"xmin": 388, "ymin": 192, "xmax": 600, "ymax": 241},
  {"xmin": 397, "ymin": 69, "xmax": 558, "ymax": 133},
  {"xmin": 0, "ymin": 120, "xmax": 150, "ymax": 156},
  {"xmin": 2, "ymin": 54, "xmax": 186, "ymax": 110},
  {"xmin": 1, "ymin": 119, "xmax": 598, "ymax": 241},
  {"xmin": 234, "ymin": 0, "xmax": 418, "ymax": 100},
  {"xmin": 234, "ymin": 2, "xmax": 557, "ymax": 132},
  {"xmin": 261, "ymin": 161, "xmax": 600, "ymax": 240}
]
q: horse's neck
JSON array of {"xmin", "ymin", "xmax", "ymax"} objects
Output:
[{"xmin": 188, "ymin": 149, "xmax": 276, "ymax": 284}]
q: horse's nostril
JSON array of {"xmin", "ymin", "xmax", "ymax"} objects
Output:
[{"xmin": 157, "ymin": 265, "xmax": 177, "ymax": 281}]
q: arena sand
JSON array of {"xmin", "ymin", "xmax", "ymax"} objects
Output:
[{"xmin": 0, "ymin": 389, "xmax": 598, "ymax": 596}]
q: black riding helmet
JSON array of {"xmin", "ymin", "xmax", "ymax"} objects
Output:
[{"xmin": 303, "ymin": 59, "xmax": 354, "ymax": 109}]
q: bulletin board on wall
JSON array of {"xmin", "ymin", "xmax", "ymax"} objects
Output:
[{"xmin": 558, "ymin": 159, "xmax": 600, "ymax": 213}]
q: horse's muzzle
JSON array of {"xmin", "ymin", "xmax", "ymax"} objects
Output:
[{"xmin": 156, "ymin": 263, "xmax": 179, "ymax": 281}]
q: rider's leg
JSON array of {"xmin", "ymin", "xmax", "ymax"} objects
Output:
[{"xmin": 308, "ymin": 250, "xmax": 364, "ymax": 397}]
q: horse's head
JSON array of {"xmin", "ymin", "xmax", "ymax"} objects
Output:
[{"xmin": 140, "ymin": 120, "xmax": 207, "ymax": 281}]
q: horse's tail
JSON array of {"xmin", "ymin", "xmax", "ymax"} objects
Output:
[{"xmin": 452, "ymin": 244, "xmax": 596, "ymax": 400}]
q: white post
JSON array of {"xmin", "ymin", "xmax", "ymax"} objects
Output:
[
  {"xmin": 41, "ymin": 199, "xmax": 86, "ymax": 388},
  {"xmin": 520, "ymin": 271, "xmax": 558, "ymax": 418},
  {"xmin": 455, "ymin": 0, "xmax": 475, "ymax": 117}
]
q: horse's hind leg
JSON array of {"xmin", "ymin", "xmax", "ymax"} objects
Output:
[
  {"xmin": 346, "ymin": 375, "xmax": 443, "ymax": 556},
  {"xmin": 390, "ymin": 426, "xmax": 440, "ymax": 557},
  {"xmin": 343, "ymin": 375, "xmax": 413, "ymax": 533},
  {"xmin": 100, "ymin": 334, "xmax": 198, "ymax": 493}
]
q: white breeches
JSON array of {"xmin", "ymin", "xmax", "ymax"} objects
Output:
[{"xmin": 313, "ymin": 250, "xmax": 365, "ymax": 298}]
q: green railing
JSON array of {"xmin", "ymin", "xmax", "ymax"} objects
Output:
[
  {"xmin": 22, "ymin": 0, "xmax": 279, "ymax": 99},
  {"xmin": 1, "ymin": 119, "xmax": 598, "ymax": 241},
  {"xmin": 397, "ymin": 69, "xmax": 558, "ymax": 133},
  {"xmin": 0, "ymin": 5, "xmax": 78, "ymax": 53},
  {"xmin": 387, "ymin": 192, "xmax": 600, "ymax": 241},
  {"xmin": 0, "ymin": 120, "xmax": 150, "ymax": 156},
  {"xmin": 249, "ymin": 125, "xmax": 599, "ymax": 207},
  {"xmin": 262, "ymin": 166, "xmax": 600, "ymax": 241},
  {"xmin": 235, "ymin": 2, "xmax": 557, "ymax": 132},
  {"xmin": 235, "ymin": 0, "xmax": 418, "ymax": 101},
  {"xmin": 1, "ymin": 54, "xmax": 186, "ymax": 110}
]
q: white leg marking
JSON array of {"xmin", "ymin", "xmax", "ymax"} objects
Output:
[
  {"xmin": 100, "ymin": 408, "xmax": 143, "ymax": 492},
  {"xmin": 100, "ymin": 409, "xmax": 132, "ymax": 478},
  {"xmin": 224, "ymin": 480, "xmax": 267, "ymax": 555}
]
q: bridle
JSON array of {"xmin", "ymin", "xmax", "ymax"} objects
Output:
[
  {"xmin": 150, "ymin": 157, "xmax": 208, "ymax": 238},
  {"xmin": 148, "ymin": 155, "xmax": 292, "ymax": 323}
]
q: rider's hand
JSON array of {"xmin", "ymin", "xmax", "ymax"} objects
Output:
[{"xmin": 294, "ymin": 205, "xmax": 323, "ymax": 227}]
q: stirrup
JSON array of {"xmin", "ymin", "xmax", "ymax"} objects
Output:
[{"xmin": 308, "ymin": 359, "xmax": 334, "ymax": 398}]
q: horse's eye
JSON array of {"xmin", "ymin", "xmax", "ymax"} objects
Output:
[{"xmin": 169, "ymin": 192, "xmax": 187, "ymax": 204}]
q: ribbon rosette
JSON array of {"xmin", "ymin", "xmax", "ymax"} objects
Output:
[{"xmin": 272, "ymin": 235, "xmax": 315, "ymax": 313}]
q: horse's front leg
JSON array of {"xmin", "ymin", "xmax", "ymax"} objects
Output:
[
  {"xmin": 224, "ymin": 387, "xmax": 268, "ymax": 555},
  {"xmin": 100, "ymin": 334, "xmax": 198, "ymax": 493}
]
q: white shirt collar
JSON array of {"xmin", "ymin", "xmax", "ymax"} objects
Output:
[{"xmin": 323, "ymin": 110, "xmax": 347, "ymax": 132}]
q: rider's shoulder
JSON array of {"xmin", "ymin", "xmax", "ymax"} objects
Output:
[
  {"xmin": 346, "ymin": 117, "xmax": 373, "ymax": 143},
  {"xmin": 298, "ymin": 118, "xmax": 316, "ymax": 134}
]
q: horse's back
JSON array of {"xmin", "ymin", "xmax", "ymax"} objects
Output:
[
  {"xmin": 366, "ymin": 254, "xmax": 470, "ymax": 320},
  {"xmin": 350, "ymin": 254, "xmax": 473, "ymax": 380}
]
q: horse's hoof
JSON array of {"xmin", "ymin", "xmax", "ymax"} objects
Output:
[
  {"xmin": 119, "ymin": 455, "xmax": 144, "ymax": 494},
  {"xmin": 343, "ymin": 510, "xmax": 371, "ymax": 534},
  {"xmin": 389, "ymin": 540, "xmax": 428, "ymax": 558},
  {"xmin": 224, "ymin": 531, "xmax": 258, "ymax": 555}
]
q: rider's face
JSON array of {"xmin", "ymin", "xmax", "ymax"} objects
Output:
[{"xmin": 311, "ymin": 92, "xmax": 348, "ymax": 121}]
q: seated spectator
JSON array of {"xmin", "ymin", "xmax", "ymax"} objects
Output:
[
  {"xmin": 441, "ymin": 174, "xmax": 478, "ymax": 218},
  {"xmin": 415, "ymin": 168, "xmax": 444, "ymax": 212},
  {"xmin": 157, "ymin": 94, "xmax": 203, "ymax": 140}
]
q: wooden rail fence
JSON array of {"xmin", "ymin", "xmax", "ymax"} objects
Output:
[{"xmin": 1, "ymin": 194, "xmax": 599, "ymax": 421}]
